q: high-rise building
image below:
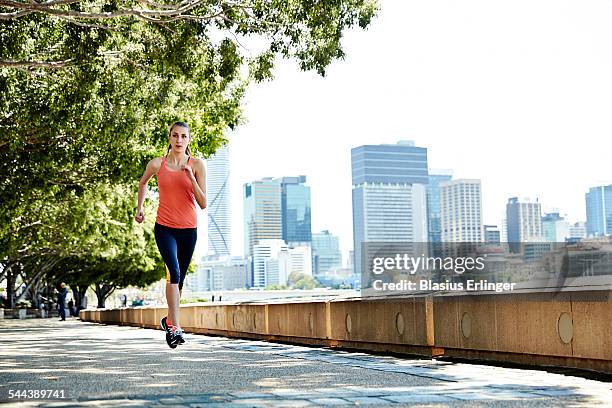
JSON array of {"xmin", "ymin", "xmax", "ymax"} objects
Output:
[
  {"xmin": 569, "ymin": 222, "xmax": 587, "ymax": 240},
  {"xmin": 286, "ymin": 245, "xmax": 313, "ymax": 278},
  {"xmin": 351, "ymin": 141, "xmax": 429, "ymax": 275},
  {"xmin": 244, "ymin": 178, "xmax": 282, "ymax": 258},
  {"xmin": 252, "ymin": 240, "xmax": 311, "ymax": 287},
  {"xmin": 347, "ymin": 250, "xmax": 354, "ymax": 271},
  {"xmin": 506, "ymin": 197, "xmax": 544, "ymax": 253},
  {"xmin": 440, "ymin": 179, "xmax": 483, "ymax": 242},
  {"xmin": 277, "ymin": 176, "xmax": 312, "ymax": 245},
  {"xmin": 542, "ymin": 212, "xmax": 570, "ymax": 242},
  {"xmin": 484, "ymin": 225, "xmax": 501, "ymax": 244},
  {"xmin": 585, "ymin": 185, "xmax": 612, "ymax": 237},
  {"xmin": 312, "ymin": 230, "xmax": 342, "ymax": 275},
  {"xmin": 501, "ymin": 216, "xmax": 508, "ymax": 242},
  {"xmin": 207, "ymin": 146, "xmax": 231, "ymax": 256},
  {"xmin": 427, "ymin": 170, "xmax": 453, "ymax": 243},
  {"xmin": 252, "ymin": 239, "xmax": 287, "ymax": 288},
  {"xmin": 185, "ymin": 255, "xmax": 249, "ymax": 292}
]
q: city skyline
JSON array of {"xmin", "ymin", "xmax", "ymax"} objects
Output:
[
  {"xmin": 215, "ymin": 0, "xmax": 611, "ymax": 259},
  {"xmin": 197, "ymin": 145, "xmax": 607, "ymax": 261}
]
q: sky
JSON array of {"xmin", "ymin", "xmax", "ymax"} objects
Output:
[{"xmin": 195, "ymin": 0, "xmax": 612, "ymax": 261}]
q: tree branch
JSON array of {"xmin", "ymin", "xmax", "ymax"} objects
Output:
[{"xmin": 0, "ymin": 59, "xmax": 73, "ymax": 68}]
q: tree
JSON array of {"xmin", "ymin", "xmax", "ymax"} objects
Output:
[
  {"xmin": 287, "ymin": 271, "xmax": 322, "ymax": 289},
  {"xmin": 0, "ymin": 0, "xmax": 378, "ymax": 304}
]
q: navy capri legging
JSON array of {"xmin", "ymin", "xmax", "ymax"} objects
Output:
[{"xmin": 154, "ymin": 223, "xmax": 197, "ymax": 291}]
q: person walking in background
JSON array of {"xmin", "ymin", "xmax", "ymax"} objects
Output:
[
  {"xmin": 57, "ymin": 283, "xmax": 68, "ymax": 321},
  {"xmin": 135, "ymin": 121, "xmax": 206, "ymax": 349}
]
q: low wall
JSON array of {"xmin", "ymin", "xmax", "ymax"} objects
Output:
[{"xmin": 80, "ymin": 291, "xmax": 612, "ymax": 374}]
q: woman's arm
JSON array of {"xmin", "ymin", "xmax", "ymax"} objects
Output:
[
  {"xmin": 183, "ymin": 158, "xmax": 207, "ymax": 209},
  {"xmin": 135, "ymin": 158, "xmax": 161, "ymax": 223}
]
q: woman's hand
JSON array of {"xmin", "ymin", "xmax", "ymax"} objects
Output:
[
  {"xmin": 135, "ymin": 208, "xmax": 145, "ymax": 223},
  {"xmin": 181, "ymin": 163, "xmax": 196, "ymax": 180}
]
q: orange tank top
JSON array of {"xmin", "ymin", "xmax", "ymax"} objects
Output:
[{"xmin": 156, "ymin": 156, "xmax": 197, "ymax": 229}]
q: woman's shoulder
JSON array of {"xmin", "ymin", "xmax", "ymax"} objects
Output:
[
  {"xmin": 146, "ymin": 157, "xmax": 164, "ymax": 171},
  {"xmin": 190, "ymin": 156, "xmax": 205, "ymax": 168}
]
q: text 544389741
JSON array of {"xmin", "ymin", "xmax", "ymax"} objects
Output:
[{"xmin": 8, "ymin": 390, "xmax": 66, "ymax": 400}]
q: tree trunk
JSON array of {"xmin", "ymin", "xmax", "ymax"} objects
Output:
[
  {"xmin": 94, "ymin": 283, "xmax": 116, "ymax": 308},
  {"xmin": 5, "ymin": 266, "xmax": 15, "ymax": 309},
  {"xmin": 73, "ymin": 285, "xmax": 89, "ymax": 310},
  {"xmin": 15, "ymin": 257, "xmax": 60, "ymax": 306}
]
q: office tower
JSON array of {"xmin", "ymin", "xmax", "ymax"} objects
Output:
[
  {"xmin": 569, "ymin": 222, "xmax": 587, "ymax": 240},
  {"xmin": 244, "ymin": 178, "xmax": 282, "ymax": 258},
  {"xmin": 267, "ymin": 245, "xmax": 313, "ymax": 286},
  {"xmin": 351, "ymin": 141, "xmax": 429, "ymax": 275},
  {"xmin": 427, "ymin": 170, "xmax": 453, "ymax": 243},
  {"xmin": 542, "ymin": 212, "xmax": 570, "ymax": 242},
  {"xmin": 207, "ymin": 146, "xmax": 231, "ymax": 256},
  {"xmin": 585, "ymin": 185, "xmax": 612, "ymax": 236},
  {"xmin": 286, "ymin": 245, "xmax": 313, "ymax": 277},
  {"xmin": 440, "ymin": 179, "xmax": 483, "ymax": 242},
  {"xmin": 484, "ymin": 225, "xmax": 501, "ymax": 244},
  {"xmin": 506, "ymin": 197, "xmax": 544, "ymax": 253},
  {"xmin": 185, "ymin": 255, "xmax": 249, "ymax": 291},
  {"xmin": 312, "ymin": 230, "xmax": 342, "ymax": 275},
  {"xmin": 277, "ymin": 176, "xmax": 312, "ymax": 246},
  {"xmin": 347, "ymin": 250, "xmax": 354, "ymax": 271},
  {"xmin": 252, "ymin": 239, "xmax": 287, "ymax": 288}
]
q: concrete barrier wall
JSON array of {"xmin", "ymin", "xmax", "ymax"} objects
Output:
[{"xmin": 80, "ymin": 291, "xmax": 612, "ymax": 374}]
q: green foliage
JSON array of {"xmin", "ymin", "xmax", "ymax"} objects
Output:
[
  {"xmin": 265, "ymin": 284, "xmax": 288, "ymax": 290},
  {"xmin": 16, "ymin": 300, "xmax": 32, "ymax": 309},
  {"xmin": 180, "ymin": 297, "xmax": 210, "ymax": 304},
  {"xmin": 0, "ymin": 0, "xmax": 378, "ymax": 300},
  {"xmin": 287, "ymin": 271, "xmax": 322, "ymax": 289}
]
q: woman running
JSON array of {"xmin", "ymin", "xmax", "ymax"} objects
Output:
[{"xmin": 135, "ymin": 121, "xmax": 207, "ymax": 348}]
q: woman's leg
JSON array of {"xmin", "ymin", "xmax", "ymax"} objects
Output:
[
  {"xmin": 154, "ymin": 224, "xmax": 181, "ymax": 327},
  {"xmin": 176, "ymin": 228, "xmax": 198, "ymax": 307},
  {"xmin": 165, "ymin": 282, "xmax": 180, "ymax": 327}
]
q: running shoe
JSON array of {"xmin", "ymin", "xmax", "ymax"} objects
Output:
[
  {"xmin": 160, "ymin": 316, "xmax": 168, "ymax": 330},
  {"xmin": 160, "ymin": 316, "xmax": 177, "ymax": 349},
  {"xmin": 173, "ymin": 327, "xmax": 185, "ymax": 345}
]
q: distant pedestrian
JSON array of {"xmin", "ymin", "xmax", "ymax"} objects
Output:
[
  {"xmin": 121, "ymin": 294, "xmax": 127, "ymax": 307},
  {"xmin": 135, "ymin": 121, "xmax": 207, "ymax": 349},
  {"xmin": 68, "ymin": 300, "xmax": 78, "ymax": 317},
  {"xmin": 57, "ymin": 283, "xmax": 68, "ymax": 321}
]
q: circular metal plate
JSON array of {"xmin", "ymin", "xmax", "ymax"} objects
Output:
[
  {"xmin": 396, "ymin": 312, "xmax": 405, "ymax": 336},
  {"xmin": 345, "ymin": 313, "xmax": 352, "ymax": 334},
  {"xmin": 461, "ymin": 312, "xmax": 472, "ymax": 339},
  {"xmin": 558, "ymin": 312, "xmax": 573, "ymax": 344}
]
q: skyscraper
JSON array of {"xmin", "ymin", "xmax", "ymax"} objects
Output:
[
  {"xmin": 207, "ymin": 146, "xmax": 231, "ymax": 256},
  {"xmin": 277, "ymin": 176, "xmax": 312, "ymax": 246},
  {"xmin": 542, "ymin": 212, "xmax": 570, "ymax": 242},
  {"xmin": 351, "ymin": 141, "xmax": 429, "ymax": 275},
  {"xmin": 244, "ymin": 178, "xmax": 282, "ymax": 258},
  {"xmin": 440, "ymin": 179, "xmax": 483, "ymax": 242},
  {"xmin": 484, "ymin": 225, "xmax": 501, "ymax": 244},
  {"xmin": 312, "ymin": 230, "xmax": 342, "ymax": 275},
  {"xmin": 569, "ymin": 222, "xmax": 587, "ymax": 240},
  {"xmin": 585, "ymin": 185, "xmax": 612, "ymax": 237},
  {"xmin": 185, "ymin": 255, "xmax": 249, "ymax": 291},
  {"xmin": 252, "ymin": 239, "xmax": 287, "ymax": 288},
  {"xmin": 506, "ymin": 197, "xmax": 544, "ymax": 253},
  {"xmin": 427, "ymin": 170, "xmax": 453, "ymax": 244}
]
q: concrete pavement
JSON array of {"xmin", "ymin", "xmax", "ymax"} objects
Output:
[{"xmin": 0, "ymin": 318, "xmax": 610, "ymax": 407}]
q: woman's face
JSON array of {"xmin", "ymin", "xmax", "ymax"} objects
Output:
[{"xmin": 169, "ymin": 125, "xmax": 190, "ymax": 153}]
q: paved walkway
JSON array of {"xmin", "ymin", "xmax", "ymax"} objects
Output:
[{"xmin": 0, "ymin": 318, "xmax": 610, "ymax": 407}]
